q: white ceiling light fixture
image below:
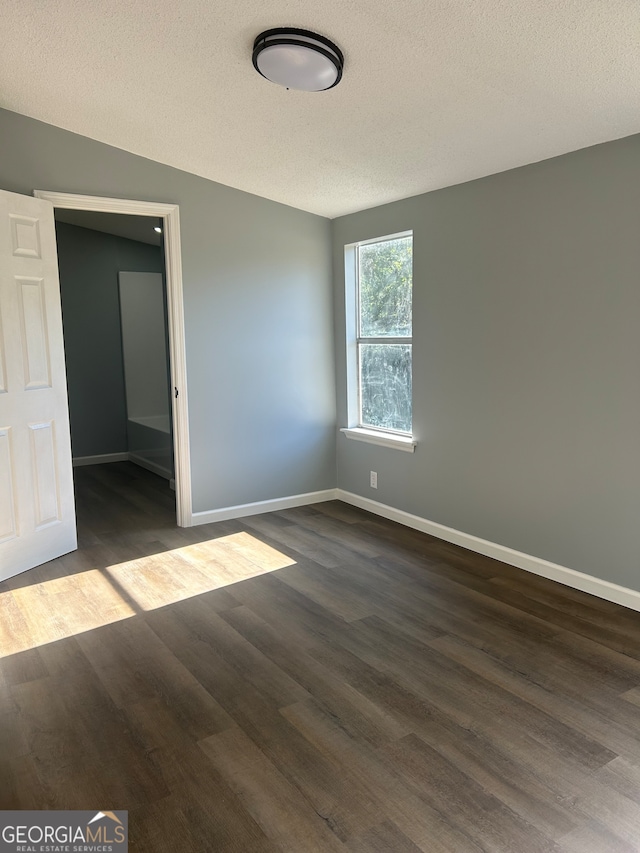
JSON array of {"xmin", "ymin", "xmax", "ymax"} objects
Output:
[
  {"xmin": 252, "ymin": 28, "xmax": 344, "ymax": 92},
  {"xmin": 154, "ymin": 226, "xmax": 162, "ymax": 233}
]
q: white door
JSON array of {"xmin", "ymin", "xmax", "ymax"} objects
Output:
[{"xmin": 0, "ymin": 189, "xmax": 76, "ymax": 582}]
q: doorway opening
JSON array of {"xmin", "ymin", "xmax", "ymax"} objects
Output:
[{"xmin": 34, "ymin": 191, "xmax": 192, "ymax": 527}]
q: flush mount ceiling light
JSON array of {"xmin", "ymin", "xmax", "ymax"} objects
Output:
[{"xmin": 252, "ymin": 28, "xmax": 344, "ymax": 92}]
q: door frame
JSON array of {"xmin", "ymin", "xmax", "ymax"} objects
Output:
[{"xmin": 33, "ymin": 190, "xmax": 192, "ymax": 527}]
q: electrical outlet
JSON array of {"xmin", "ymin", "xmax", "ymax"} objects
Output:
[{"xmin": 370, "ymin": 471, "xmax": 378, "ymax": 489}]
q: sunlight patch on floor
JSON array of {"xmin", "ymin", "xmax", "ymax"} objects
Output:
[
  {"xmin": 106, "ymin": 531, "xmax": 296, "ymax": 611},
  {"xmin": 0, "ymin": 569, "xmax": 136, "ymax": 657},
  {"xmin": 0, "ymin": 533, "xmax": 295, "ymax": 657}
]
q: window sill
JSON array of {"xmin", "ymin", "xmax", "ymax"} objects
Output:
[{"xmin": 340, "ymin": 427, "xmax": 416, "ymax": 453}]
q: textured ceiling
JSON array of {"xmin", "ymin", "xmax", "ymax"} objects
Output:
[{"xmin": 2, "ymin": 1, "xmax": 640, "ymax": 217}]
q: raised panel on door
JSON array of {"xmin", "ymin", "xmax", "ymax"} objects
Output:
[
  {"xmin": 0, "ymin": 426, "xmax": 18, "ymax": 543},
  {"xmin": 0, "ymin": 310, "xmax": 6, "ymax": 394},
  {"xmin": 29, "ymin": 420, "xmax": 60, "ymax": 528},
  {"xmin": 10, "ymin": 214, "xmax": 42, "ymax": 259},
  {"xmin": 17, "ymin": 276, "xmax": 52, "ymax": 390}
]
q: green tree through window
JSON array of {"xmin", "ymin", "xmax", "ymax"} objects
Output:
[{"xmin": 357, "ymin": 234, "xmax": 412, "ymax": 433}]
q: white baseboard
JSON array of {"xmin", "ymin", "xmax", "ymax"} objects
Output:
[
  {"xmin": 73, "ymin": 451, "xmax": 173, "ymax": 484},
  {"xmin": 191, "ymin": 489, "xmax": 339, "ymax": 526},
  {"xmin": 336, "ymin": 489, "xmax": 640, "ymax": 614},
  {"xmin": 72, "ymin": 452, "xmax": 129, "ymax": 467},
  {"xmin": 184, "ymin": 484, "xmax": 640, "ymax": 613},
  {"xmin": 128, "ymin": 452, "xmax": 173, "ymax": 481}
]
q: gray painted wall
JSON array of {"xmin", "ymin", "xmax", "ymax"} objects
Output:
[
  {"xmin": 56, "ymin": 221, "xmax": 163, "ymax": 458},
  {"xmin": 0, "ymin": 108, "xmax": 336, "ymax": 513},
  {"xmin": 333, "ymin": 134, "xmax": 640, "ymax": 592},
  {"xmin": 118, "ymin": 271, "xmax": 170, "ymax": 421},
  {"xmin": 4, "ymin": 106, "xmax": 638, "ymax": 594}
]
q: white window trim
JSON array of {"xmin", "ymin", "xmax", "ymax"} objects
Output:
[
  {"xmin": 343, "ymin": 230, "xmax": 416, "ymax": 450},
  {"xmin": 340, "ymin": 427, "xmax": 416, "ymax": 452}
]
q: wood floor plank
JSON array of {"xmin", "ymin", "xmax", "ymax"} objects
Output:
[
  {"xmin": 489, "ymin": 571, "xmax": 637, "ymax": 618},
  {"xmin": 558, "ymin": 820, "xmax": 639, "ymax": 853},
  {"xmin": 348, "ymin": 614, "xmax": 617, "ymax": 771},
  {"xmin": 228, "ymin": 571, "xmax": 357, "ymax": 650},
  {"xmin": 147, "ymin": 606, "xmax": 383, "ymax": 842},
  {"xmin": 379, "ymin": 733, "xmax": 561, "ymax": 852},
  {"xmin": 11, "ymin": 674, "xmax": 118, "ymax": 808},
  {"xmin": 152, "ymin": 595, "xmax": 312, "ymax": 709},
  {"xmin": 281, "ymin": 698, "xmax": 484, "ymax": 853},
  {"xmin": 220, "ymin": 603, "xmax": 411, "ymax": 748},
  {"xmin": 276, "ymin": 506, "xmax": 385, "ymax": 560},
  {"xmin": 427, "ymin": 632, "xmax": 640, "ymax": 761},
  {"xmin": 594, "ymin": 755, "xmax": 640, "ymax": 803},
  {"xmin": 199, "ymin": 726, "xmax": 346, "ymax": 852},
  {"xmin": 0, "ymin": 707, "xmax": 29, "ymax": 760},
  {"xmin": 345, "ymin": 820, "xmax": 425, "ymax": 853},
  {"xmin": 242, "ymin": 513, "xmax": 347, "ymax": 568},
  {"xmin": 297, "ymin": 637, "xmax": 592, "ymax": 839},
  {"xmin": 0, "ymin": 646, "xmax": 48, "ymax": 687},
  {"xmin": 0, "ymin": 755, "xmax": 46, "ymax": 810},
  {"xmin": 36, "ymin": 636, "xmax": 170, "ymax": 809},
  {"xmin": 275, "ymin": 558, "xmax": 379, "ymax": 622},
  {"xmin": 77, "ymin": 617, "xmax": 236, "ymax": 738},
  {"xmin": 2, "ymin": 461, "xmax": 640, "ymax": 852},
  {"xmin": 0, "ymin": 586, "xmax": 44, "ymax": 658},
  {"xmin": 123, "ymin": 699, "xmax": 277, "ymax": 853}
]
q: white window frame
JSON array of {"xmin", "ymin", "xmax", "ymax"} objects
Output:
[{"xmin": 341, "ymin": 231, "xmax": 416, "ymax": 452}]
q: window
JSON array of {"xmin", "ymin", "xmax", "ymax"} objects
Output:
[{"xmin": 344, "ymin": 232, "xmax": 413, "ymax": 447}]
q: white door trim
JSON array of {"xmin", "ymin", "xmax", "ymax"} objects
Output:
[{"xmin": 33, "ymin": 190, "xmax": 192, "ymax": 527}]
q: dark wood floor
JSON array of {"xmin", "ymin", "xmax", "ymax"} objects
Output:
[{"xmin": 1, "ymin": 462, "xmax": 640, "ymax": 852}]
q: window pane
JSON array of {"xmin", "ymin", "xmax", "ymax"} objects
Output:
[
  {"xmin": 359, "ymin": 343, "xmax": 412, "ymax": 433},
  {"xmin": 359, "ymin": 236, "xmax": 412, "ymax": 337}
]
